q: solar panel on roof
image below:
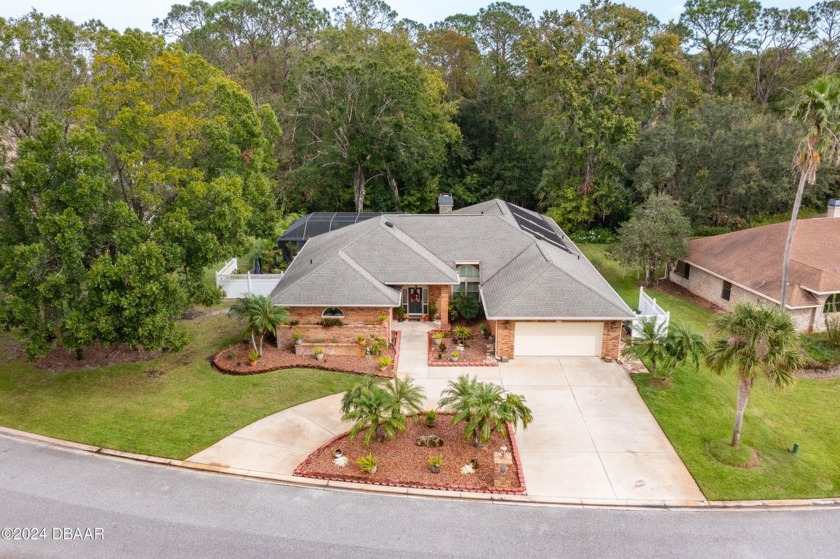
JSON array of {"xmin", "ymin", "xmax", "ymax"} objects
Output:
[{"xmin": 507, "ymin": 203, "xmax": 571, "ymax": 253}]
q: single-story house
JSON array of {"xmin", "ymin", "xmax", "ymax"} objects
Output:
[
  {"xmin": 269, "ymin": 197, "xmax": 633, "ymax": 359},
  {"xmin": 669, "ymin": 200, "xmax": 840, "ymax": 332}
]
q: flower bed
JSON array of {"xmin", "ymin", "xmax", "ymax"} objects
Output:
[
  {"xmin": 294, "ymin": 413, "xmax": 524, "ymax": 494},
  {"xmin": 428, "ymin": 329, "xmax": 497, "ymax": 367},
  {"xmin": 212, "ymin": 331, "xmax": 399, "ymax": 378}
]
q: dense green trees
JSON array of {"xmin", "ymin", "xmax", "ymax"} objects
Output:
[{"xmin": 3, "ymin": 0, "xmax": 840, "ymax": 357}]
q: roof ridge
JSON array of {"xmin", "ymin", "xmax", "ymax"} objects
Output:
[
  {"xmin": 381, "ymin": 218, "xmax": 459, "ymax": 280},
  {"xmin": 337, "ymin": 250, "xmax": 401, "ymax": 302}
]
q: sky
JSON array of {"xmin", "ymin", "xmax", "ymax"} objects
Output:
[{"xmin": 1, "ymin": 0, "xmax": 810, "ymax": 31}]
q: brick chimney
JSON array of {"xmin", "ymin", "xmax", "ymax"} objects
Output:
[
  {"xmin": 829, "ymin": 199, "xmax": 840, "ymax": 218},
  {"xmin": 438, "ymin": 193, "xmax": 453, "ymax": 214}
]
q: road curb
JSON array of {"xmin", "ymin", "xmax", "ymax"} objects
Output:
[{"xmin": 3, "ymin": 426, "xmax": 840, "ymax": 510}]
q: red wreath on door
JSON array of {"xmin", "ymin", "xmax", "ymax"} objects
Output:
[{"xmin": 410, "ymin": 293, "xmax": 420, "ymax": 302}]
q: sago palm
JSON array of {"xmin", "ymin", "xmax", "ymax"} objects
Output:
[
  {"xmin": 781, "ymin": 76, "xmax": 840, "ymax": 307},
  {"xmin": 227, "ymin": 294, "xmax": 289, "ymax": 356},
  {"xmin": 387, "ymin": 377, "xmax": 425, "ymax": 416},
  {"xmin": 342, "ymin": 383, "xmax": 405, "ymax": 446},
  {"xmin": 706, "ymin": 303, "xmax": 803, "ymax": 448},
  {"xmin": 438, "ymin": 375, "xmax": 532, "ymax": 447}
]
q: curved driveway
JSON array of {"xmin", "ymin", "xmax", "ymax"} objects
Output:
[{"xmin": 2, "ymin": 435, "xmax": 839, "ymax": 558}]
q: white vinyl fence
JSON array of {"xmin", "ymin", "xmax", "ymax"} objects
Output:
[
  {"xmin": 215, "ymin": 258, "xmax": 284, "ymax": 299},
  {"xmin": 632, "ymin": 287, "xmax": 670, "ymax": 338}
]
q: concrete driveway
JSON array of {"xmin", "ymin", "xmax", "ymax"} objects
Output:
[
  {"xmin": 188, "ymin": 323, "xmax": 704, "ymax": 504},
  {"xmin": 500, "ymin": 357, "xmax": 704, "ymax": 504}
]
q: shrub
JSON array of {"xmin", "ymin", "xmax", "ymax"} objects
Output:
[
  {"xmin": 452, "ymin": 292, "xmax": 480, "ymax": 321},
  {"xmin": 320, "ymin": 318, "xmax": 342, "ymax": 327},
  {"xmin": 425, "ymin": 410, "xmax": 437, "ymax": 426},
  {"xmin": 357, "ymin": 453, "xmax": 378, "ymax": 473},
  {"xmin": 341, "ymin": 377, "xmax": 425, "ymax": 445},
  {"xmin": 827, "ymin": 315, "xmax": 840, "ymax": 350},
  {"xmin": 479, "ymin": 324, "xmax": 490, "ymax": 338},
  {"xmin": 568, "ymin": 227, "xmax": 616, "ymax": 244},
  {"xmin": 428, "ymin": 301, "xmax": 437, "ymax": 318},
  {"xmin": 453, "ymin": 326, "xmax": 473, "ymax": 345}
]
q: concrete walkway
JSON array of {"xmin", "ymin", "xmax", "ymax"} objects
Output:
[{"xmin": 188, "ymin": 322, "xmax": 704, "ymax": 504}]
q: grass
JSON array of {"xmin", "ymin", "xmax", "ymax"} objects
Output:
[
  {"xmin": 580, "ymin": 243, "xmax": 840, "ymax": 500},
  {"xmin": 0, "ymin": 307, "xmax": 358, "ymax": 459}
]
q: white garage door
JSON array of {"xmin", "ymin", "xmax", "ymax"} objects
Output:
[{"xmin": 514, "ymin": 321, "xmax": 603, "ymax": 357}]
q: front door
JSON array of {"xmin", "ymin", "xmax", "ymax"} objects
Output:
[{"xmin": 408, "ymin": 287, "xmax": 423, "ymax": 315}]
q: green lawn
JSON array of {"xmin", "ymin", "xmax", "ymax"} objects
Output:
[
  {"xmin": 580, "ymin": 243, "xmax": 840, "ymax": 500},
  {"xmin": 0, "ymin": 308, "xmax": 358, "ymax": 459}
]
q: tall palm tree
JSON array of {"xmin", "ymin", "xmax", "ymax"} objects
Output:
[
  {"xmin": 781, "ymin": 76, "xmax": 840, "ymax": 308},
  {"xmin": 227, "ymin": 295, "xmax": 289, "ymax": 356},
  {"xmin": 706, "ymin": 303, "xmax": 803, "ymax": 448},
  {"xmin": 438, "ymin": 375, "xmax": 532, "ymax": 447}
]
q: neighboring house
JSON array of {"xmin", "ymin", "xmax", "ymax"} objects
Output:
[
  {"xmin": 669, "ymin": 200, "xmax": 840, "ymax": 333},
  {"xmin": 269, "ymin": 197, "xmax": 634, "ymax": 360}
]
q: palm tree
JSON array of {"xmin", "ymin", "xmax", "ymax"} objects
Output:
[
  {"xmin": 781, "ymin": 76, "xmax": 840, "ymax": 308},
  {"xmin": 341, "ymin": 377, "xmax": 409, "ymax": 446},
  {"xmin": 227, "ymin": 295, "xmax": 289, "ymax": 357},
  {"xmin": 438, "ymin": 375, "xmax": 533, "ymax": 447},
  {"xmin": 706, "ymin": 303, "xmax": 803, "ymax": 448},
  {"xmin": 387, "ymin": 377, "xmax": 425, "ymax": 416},
  {"xmin": 662, "ymin": 323, "xmax": 707, "ymax": 379},
  {"xmin": 623, "ymin": 317, "xmax": 669, "ymax": 378}
]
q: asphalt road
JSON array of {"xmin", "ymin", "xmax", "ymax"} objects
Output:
[{"xmin": 1, "ymin": 435, "xmax": 839, "ymax": 558}]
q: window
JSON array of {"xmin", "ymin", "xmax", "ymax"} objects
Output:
[
  {"xmin": 453, "ymin": 265, "xmax": 480, "ymax": 299},
  {"xmin": 826, "ymin": 294, "xmax": 840, "ymax": 314},
  {"xmin": 721, "ymin": 281, "xmax": 732, "ymax": 301},
  {"xmin": 322, "ymin": 307, "xmax": 345, "ymax": 318},
  {"xmin": 674, "ymin": 261, "xmax": 690, "ymax": 280}
]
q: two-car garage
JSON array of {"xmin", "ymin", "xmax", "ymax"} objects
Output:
[{"xmin": 513, "ymin": 321, "xmax": 604, "ymax": 357}]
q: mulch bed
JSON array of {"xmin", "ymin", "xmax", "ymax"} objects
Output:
[
  {"xmin": 796, "ymin": 364, "xmax": 840, "ymax": 380},
  {"xmin": 295, "ymin": 413, "xmax": 524, "ymax": 494},
  {"xmin": 648, "ymin": 279, "xmax": 724, "ymax": 313},
  {"xmin": 36, "ymin": 344, "xmax": 163, "ymax": 372},
  {"xmin": 428, "ymin": 329, "xmax": 497, "ymax": 367},
  {"xmin": 211, "ymin": 330, "xmax": 399, "ymax": 378}
]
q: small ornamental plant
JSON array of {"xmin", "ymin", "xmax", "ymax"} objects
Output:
[
  {"xmin": 428, "ymin": 453, "xmax": 443, "ymax": 473},
  {"xmin": 292, "ymin": 329, "xmax": 303, "ymax": 344},
  {"xmin": 450, "ymin": 351, "xmax": 460, "ymax": 362},
  {"xmin": 377, "ymin": 314, "xmax": 387, "ymax": 324},
  {"xmin": 313, "ymin": 347, "xmax": 324, "ymax": 360},
  {"xmin": 424, "ymin": 410, "xmax": 437, "ymax": 427},
  {"xmin": 432, "ymin": 331, "xmax": 444, "ymax": 346},
  {"xmin": 247, "ymin": 350, "xmax": 259, "ymax": 365},
  {"xmin": 357, "ymin": 453, "xmax": 378, "ymax": 474},
  {"xmin": 377, "ymin": 356, "xmax": 392, "ymax": 370}
]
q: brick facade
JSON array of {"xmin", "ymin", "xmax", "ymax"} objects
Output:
[
  {"xmin": 490, "ymin": 320, "xmax": 515, "ymax": 359},
  {"xmin": 426, "ymin": 285, "xmax": 451, "ymax": 328},
  {"xmin": 670, "ymin": 265, "xmax": 824, "ymax": 332},
  {"xmin": 284, "ymin": 306, "xmax": 391, "ymax": 346}
]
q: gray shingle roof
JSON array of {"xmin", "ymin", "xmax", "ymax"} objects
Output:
[{"xmin": 270, "ymin": 199, "xmax": 633, "ymax": 319}]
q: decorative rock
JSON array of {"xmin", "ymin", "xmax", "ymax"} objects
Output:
[{"xmin": 415, "ymin": 435, "xmax": 444, "ymax": 447}]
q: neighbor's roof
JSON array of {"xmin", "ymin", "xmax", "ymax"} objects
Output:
[
  {"xmin": 684, "ymin": 217, "xmax": 840, "ymax": 308},
  {"xmin": 271, "ymin": 199, "xmax": 634, "ymax": 319}
]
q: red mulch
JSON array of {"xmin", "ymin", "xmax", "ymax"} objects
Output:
[
  {"xmin": 212, "ymin": 331, "xmax": 398, "ymax": 378},
  {"xmin": 428, "ymin": 329, "xmax": 497, "ymax": 367},
  {"xmin": 648, "ymin": 280, "xmax": 724, "ymax": 313},
  {"xmin": 295, "ymin": 414, "xmax": 524, "ymax": 494},
  {"xmin": 35, "ymin": 344, "xmax": 162, "ymax": 372}
]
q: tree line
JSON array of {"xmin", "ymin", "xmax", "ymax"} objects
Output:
[{"xmin": 1, "ymin": 0, "xmax": 839, "ymax": 357}]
